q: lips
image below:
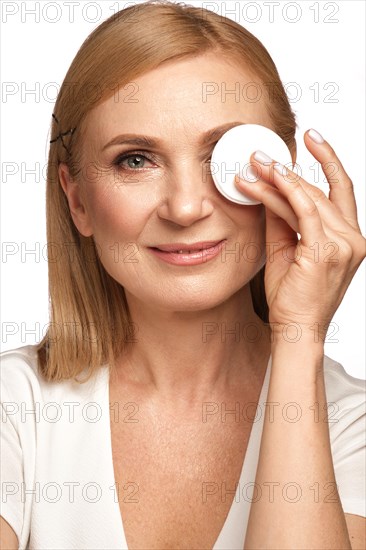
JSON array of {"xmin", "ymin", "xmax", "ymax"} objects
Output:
[
  {"xmin": 148, "ymin": 240, "xmax": 226, "ymax": 266},
  {"xmin": 151, "ymin": 240, "xmax": 224, "ymax": 253}
]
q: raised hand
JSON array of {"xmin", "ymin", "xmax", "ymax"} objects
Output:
[{"xmin": 235, "ymin": 129, "xmax": 366, "ymax": 342}]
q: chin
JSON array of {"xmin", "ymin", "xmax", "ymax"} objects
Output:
[{"xmin": 125, "ymin": 280, "xmax": 245, "ymax": 313}]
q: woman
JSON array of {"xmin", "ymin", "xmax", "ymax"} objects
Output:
[{"xmin": 1, "ymin": 0, "xmax": 365, "ymax": 548}]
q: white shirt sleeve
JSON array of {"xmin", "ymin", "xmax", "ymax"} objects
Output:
[
  {"xmin": 0, "ymin": 387, "xmax": 25, "ymax": 541},
  {"xmin": 0, "ymin": 347, "xmax": 38, "ymax": 549},
  {"xmin": 324, "ymin": 355, "xmax": 366, "ymax": 518}
]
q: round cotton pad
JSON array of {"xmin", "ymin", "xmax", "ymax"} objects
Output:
[{"xmin": 210, "ymin": 124, "xmax": 293, "ymax": 205}]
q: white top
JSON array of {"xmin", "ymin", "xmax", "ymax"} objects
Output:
[{"xmin": 1, "ymin": 345, "xmax": 365, "ymax": 550}]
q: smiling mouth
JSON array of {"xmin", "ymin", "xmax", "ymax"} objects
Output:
[
  {"xmin": 148, "ymin": 240, "xmax": 227, "ymax": 265},
  {"xmin": 151, "ymin": 240, "xmax": 225, "ymax": 254},
  {"xmin": 176, "ymin": 249, "xmax": 201, "ymax": 254}
]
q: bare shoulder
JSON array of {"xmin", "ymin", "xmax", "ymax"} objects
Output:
[
  {"xmin": 344, "ymin": 513, "xmax": 366, "ymax": 550},
  {"xmin": 0, "ymin": 516, "xmax": 18, "ymax": 550}
]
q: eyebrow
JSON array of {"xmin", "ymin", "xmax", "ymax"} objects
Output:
[{"xmin": 101, "ymin": 121, "xmax": 246, "ymax": 152}]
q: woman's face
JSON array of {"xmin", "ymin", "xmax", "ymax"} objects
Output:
[{"xmin": 64, "ymin": 53, "xmax": 275, "ymax": 312}]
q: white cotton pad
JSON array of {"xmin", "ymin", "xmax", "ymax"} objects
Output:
[{"xmin": 210, "ymin": 124, "xmax": 293, "ymax": 205}]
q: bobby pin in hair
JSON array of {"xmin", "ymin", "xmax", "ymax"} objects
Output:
[{"xmin": 50, "ymin": 113, "xmax": 76, "ymax": 155}]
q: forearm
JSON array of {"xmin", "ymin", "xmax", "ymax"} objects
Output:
[{"xmin": 244, "ymin": 338, "xmax": 352, "ymax": 550}]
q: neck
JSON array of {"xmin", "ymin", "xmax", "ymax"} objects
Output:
[{"xmin": 114, "ymin": 285, "xmax": 271, "ymax": 401}]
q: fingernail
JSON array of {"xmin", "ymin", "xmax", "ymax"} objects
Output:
[
  {"xmin": 253, "ymin": 150, "xmax": 273, "ymax": 165},
  {"xmin": 236, "ymin": 166, "xmax": 259, "ymax": 183},
  {"xmin": 308, "ymin": 128, "xmax": 324, "ymax": 144},
  {"xmin": 273, "ymin": 162, "xmax": 288, "ymax": 177}
]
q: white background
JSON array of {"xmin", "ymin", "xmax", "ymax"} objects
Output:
[{"xmin": 1, "ymin": 0, "xmax": 365, "ymax": 378}]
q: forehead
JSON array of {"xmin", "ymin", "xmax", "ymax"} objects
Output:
[{"xmin": 84, "ymin": 54, "xmax": 273, "ymax": 145}]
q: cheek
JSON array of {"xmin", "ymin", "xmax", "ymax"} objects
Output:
[
  {"xmin": 229, "ymin": 203, "xmax": 266, "ymax": 235},
  {"xmin": 82, "ymin": 181, "xmax": 160, "ymax": 274},
  {"xmin": 229, "ymin": 204, "xmax": 266, "ymax": 262},
  {"xmin": 86, "ymin": 182, "xmax": 157, "ymax": 244}
]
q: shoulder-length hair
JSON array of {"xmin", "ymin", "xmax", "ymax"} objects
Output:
[{"xmin": 37, "ymin": 0, "xmax": 297, "ymax": 382}]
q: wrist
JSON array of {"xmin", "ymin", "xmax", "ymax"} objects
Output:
[
  {"xmin": 268, "ymin": 321, "xmax": 328, "ymax": 347},
  {"xmin": 270, "ymin": 330, "xmax": 325, "ymax": 379}
]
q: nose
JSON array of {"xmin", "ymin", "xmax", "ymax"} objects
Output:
[{"xmin": 156, "ymin": 163, "xmax": 215, "ymax": 227}]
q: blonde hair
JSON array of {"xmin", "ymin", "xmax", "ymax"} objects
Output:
[{"xmin": 37, "ymin": 0, "xmax": 297, "ymax": 382}]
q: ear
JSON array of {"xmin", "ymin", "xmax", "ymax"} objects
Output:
[{"xmin": 58, "ymin": 163, "xmax": 93, "ymax": 237}]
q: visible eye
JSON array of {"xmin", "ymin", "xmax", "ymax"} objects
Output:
[
  {"xmin": 112, "ymin": 150, "xmax": 213, "ymax": 172},
  {"xmin": 113, "ymin": 151, "xmax": 156, "ymax": 171}
]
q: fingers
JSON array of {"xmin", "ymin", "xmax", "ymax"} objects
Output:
[
  {"xmin": 304, "ymin": 129, "xmax": 360, "ymax": 231},
  {"xmin": 233, "ymin": 173, "xmax": 300, "ymax": 234},
  {"xmin": 236, "ymin": 153, "xmax": 325, "ymax": 247},
  {"xmin": 234, "ymin": 172, "xmax": 300, "ymax": 246},
  {"xmin": 264, "ymin": 200, "xmax": 300, "ymax": 249}
]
